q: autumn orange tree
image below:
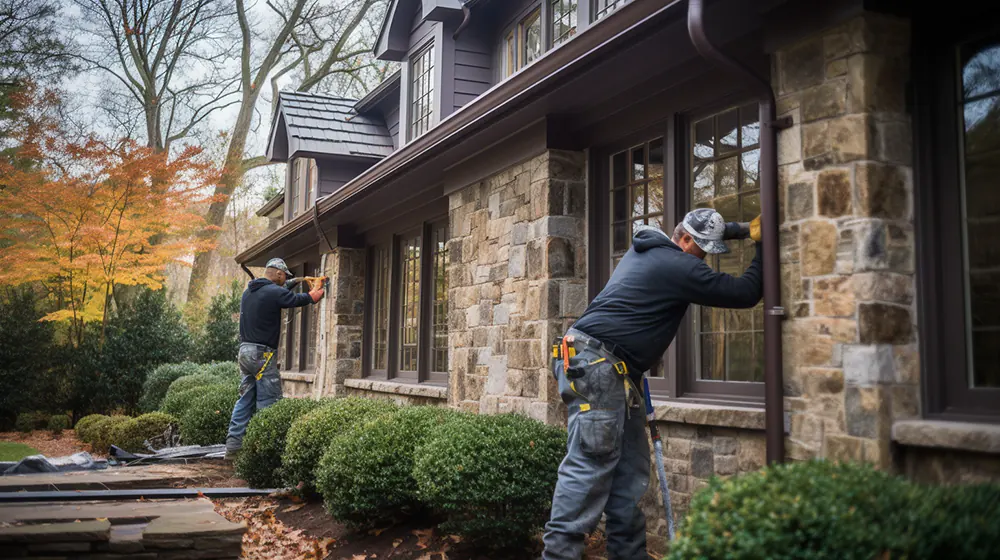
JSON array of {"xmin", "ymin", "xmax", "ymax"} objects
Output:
[{"xmin": 0, "ymin": 86, "xmax": 220, "ymax": 346}]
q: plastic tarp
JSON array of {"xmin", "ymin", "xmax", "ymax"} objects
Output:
[
  {"xmin": 109, "ymin": 444, "xmax": 227, "ymax": 466},
  {"xmin": 1, "ymin": 452, "xmax": 107, "ymax": 475}
]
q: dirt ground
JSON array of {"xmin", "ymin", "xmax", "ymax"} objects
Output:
[
  {"xmin": 213, "ymin": 495, "xmax": 615, "ymax": 560},
  {"xmin": 0, "ymin": 430, "xmax": 93, "ymax": 458}
]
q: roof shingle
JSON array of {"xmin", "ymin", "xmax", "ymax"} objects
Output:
[{"xmin": 268, "ymin": 91, "xmax": 394, "ymax": 161}]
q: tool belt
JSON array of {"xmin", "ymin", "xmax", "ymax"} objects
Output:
[{"xmin": 552, "ymin": 330, "xmax": 641, "ymax": 413}]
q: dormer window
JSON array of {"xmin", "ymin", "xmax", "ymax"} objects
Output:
[
  {"xmin": 410, "ymin": 43, "xmax": 435, "ymax": 140},
  {"xmin": 521, "ymin": 8, "xmax": 542, "ymax": 66}
]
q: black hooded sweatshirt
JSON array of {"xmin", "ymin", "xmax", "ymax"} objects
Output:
[
  {"xmin": 572, "ymin": 227, "xmax": 763, "ymax": 374},
  {"xmin": 239, "ymin": 278, "xmax": 315, "ymax": 349}
]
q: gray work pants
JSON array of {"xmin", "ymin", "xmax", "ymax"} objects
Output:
[{"xmin": 542, "ymin": 329, "xmax": 650, "ymax": 560}]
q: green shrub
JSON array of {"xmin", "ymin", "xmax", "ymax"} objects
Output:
[
  {"xmin": 109, "ymin": 412, "xmax": 177, "ymax": 452},
  {"xmin": 139, "ymin": 362, "xmax": 202, "ymax": 412},
  {"xmin": 75, "ymin": 414, "xmax": 109, "ymax": 443},
  {"xmin": 15, "ymin": 411, "xmax": 46, "ymax": 433},
  {"xmin": 166, "ymin": 372, "xmax": 231, "ymax": 397},
  {"xmin": 282, "ymin": 397, "xmax": 399, "ymax": 493},
  {"xmin": 194, "ymin": 281, "xmax": 241, "ymax": 363},
  {"xmin": 0, "ymin": 289, "xmax": 57, "ymax": 429},
  {"xmin": 178, "ymin": 388, "xmax": 238, "ymax": 445},
  {"xmin": 317, "ymin": 406, "xmax": 457, "ymax": 528},
  {"xmin": 89, "ymin": 415, "xmax": 131, "ymax": 454},
  {"xmin": 201, "ymin": 361, "xmax": 240, "ymax": 382},
  {"xmin": 234, "ymin": 398, "xmax": 323, "ymax": 488},
  {"xmin": 47, "ymin": 414, "xmax": 71, "ymax": 434},
  {"xmin": 667, "ymin": 460, "xmax": 1000, "ymax": 560},
  {"xmin": 161, "ymin": 384, "xmax": 223, "ymax": 418},
  {"xmin": 413, "ymin": 413, "xmax": 567, "ymax": 548}
]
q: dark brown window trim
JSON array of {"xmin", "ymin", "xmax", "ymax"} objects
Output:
[
  {"xmin": 912, "ymin": 7, "xmax": 1000, "ymax": 422},
  {"xmin": 363, "ymin": 215, "xmax": 449, "ymax": 385}
]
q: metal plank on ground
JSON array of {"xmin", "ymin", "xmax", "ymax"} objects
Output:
[{"xmin": 0, "ymin": 487, "xmax": 278, "ymax": 503}]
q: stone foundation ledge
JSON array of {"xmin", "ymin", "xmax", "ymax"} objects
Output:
[
  {"xmin": 893, "ymin": 420, "xmax": 1000, "ymax": 454},
  {"xmin": 653, "ymin": 400, "xmax": 765, "ymax": 431},
  {"xmin": 344, "ymin": 378, "xmax": 448, "ymax": 400},
  {"xmin": 280, "ymin": 372, "xmax": 315, "ymax": 383}
]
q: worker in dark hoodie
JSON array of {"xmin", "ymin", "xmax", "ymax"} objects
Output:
[
  {"xmin": 542, "ymin": 208, "xmax": 763, "ymax": 560},
  {"xmin": 225, "ymin": 258, "xmax": 324, "ymax": 460}
]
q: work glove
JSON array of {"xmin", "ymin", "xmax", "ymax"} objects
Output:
[
  {"xmin": 283, "ymin": 277, "xmax": 302, "ymax": 290},
  {"xmin": 749, "ymin": 214, "xmax": 762, "ymax": 242},
  {"xmin": 722, "ymin": 214, "xmax": 763, "ymax": 243}
]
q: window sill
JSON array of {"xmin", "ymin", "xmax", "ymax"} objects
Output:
[
  {"xmin": 280, "ymin": 371, "xmax": 315, "ymax": 383},
  {"xmin": 651, "ymin": 399, "xmax": 765, "ymax": 431},
  {"xmin": 345, "ymin": 378, "xmax": 448, "ymax": 400},
  {"xmin": 892, "ymin": 420, "xmax": 1000, "ymax": 454}
]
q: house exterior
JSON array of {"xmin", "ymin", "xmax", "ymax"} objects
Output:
[{"xmin": 239, "ymin": 0, "xmax": 1000, "ymax": 536}]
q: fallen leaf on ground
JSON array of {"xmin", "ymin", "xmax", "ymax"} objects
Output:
[
  {"xmin": 413, "ymin": 528, "xmax": 434, "ymax": 549},
  {"xmin": 282, "ymin": 503, "xmax": 306, "ymax": 513},
  {"xmin": 393, "ymin": 538, "xmax": 403, "ymax": 548}
]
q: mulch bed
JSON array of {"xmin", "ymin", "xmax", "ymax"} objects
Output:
[
  {"xmin": 213, "ymin": 495, "xmax": 617, "ymax": 560},
  {"xmin": 0, "ymin": 430, "xmax": 93, "ymax": 459}
]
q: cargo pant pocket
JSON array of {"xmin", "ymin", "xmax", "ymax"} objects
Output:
[{"xmin": 579, "ymin": 410, "xmax": 622, "ymax": 458}]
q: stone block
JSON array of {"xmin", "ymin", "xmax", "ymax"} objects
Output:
[
  {"xmin": 817, "ymin": 169, "xmax": 852, "ymax": 217},
  {"xmin": 847, "ymin": 53, "xmax": 907, "ymax": 114},
  {"xmin": 691, "ymin": 445, "xmax": 714, "ymax": 479},
  {"xmin": 801, "ymin": 80, "xmax": 847, "ymax": 122},
  {"xmin": 845, "ymin": 386, "xmax": 884, "ymax": 438},
  {"xmin": 791, "ymin": 413, "xmax": 825, "ymax": 444},
  {"xmin": 713, "ymin": 437, "xmax": 737, "ymax": 456},
  {"xmin": 890, "ymin": 384, "xmax": 921, "ymax": 421},
  {"xmin": 786, "ymin": 182, "xmax": 814, "ymax": 221},
  {"xmin": 858, "ymin": 302, "xmax": 912, "ymax": 344},
  {"xmin": 526, "ymin": 239, "xmax": 544, "ymax": 280},
  {"xmin": 850, "ymin": 220, "xmax": 889, "ymax": 271},
  {"xmin": 802, "ymin": 115, "xmax": 871, "ymax": 170},
  {"xmin": 850, "ymin": 272, "xmax": 914, "ymax": 305},
  {"xmin": 795, "ymin": 367, "xmax": 846, "ymax": 396},
  {"xmin": 547, "ymin": 237, "xmax": 575, "ymax": 278},
  {"xmin": 508, "ymin": 245, "xmax": 526, "ymax": 278},
  {"xmin": 0, "ymin": 520, "xmax": 110, "ymax": 543},
  {"xmin": 826, "ymin": 58, "xmax": 848, "ymax": 78},
  {"xmin": 665, "ymin": 438, "xmax": 692, "ymax": 460},
  {"xmin": 825, "ymin": 434, "xmax": 865, "ymax": 462},
  {"xmin": 875, "ymin": 119, "xmax": 912, "ymax": 166},
  {"xmin": 893, "ymin": 344, "xmax": 920, "ymax": 384},
  {"xmin": 843, "ymin": 344, "xmax": 894, "ymax": 386},
  {"xmin": 559, "ymin": 282, "xmax": 586, "ymax": 318},
  {"xmin": 855, "ymin": 162, "xmax": 909, "ymax": 219},
  {"xmin": 812, "ymin": 275, "xmax": 854, "ymax": 317},
  {"xmin": 800, "ymin": 220, "xmax": 837, "ymax": 276},
  {"xmin": 714, "ymin": 455, "xmax": 738, "ymax": 476},
  {"xmin": 506, "ymin": 339, "xmax": 540, "ymax": 369},
  {"xmin": 27, "ymin": 541, "xmax": 93, "ymax": 552},
  {"xmin": 824, "ymin": 31, "xmax": 852, "ymax": 59},
  {"xmin": 737, "ymin": 436, "xmax": 766, "ymax": 471},
  {"xmin": 779, "ymin": 37, "xmax": 825, "ymax": 93}
]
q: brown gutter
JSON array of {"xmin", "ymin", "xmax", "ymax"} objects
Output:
[
  {"xmin": 687, "ymin": 0, "xmax": 789, "ymax": 464},
  {"xmin": 236, "ymin": 0, "xmax": 687, "ymax": 265}
]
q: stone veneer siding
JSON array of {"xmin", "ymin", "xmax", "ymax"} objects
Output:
[
  {"xmin": 447, "ymin": 150, "xmax": 587, "ymax": 425},
  {"xmin": 774, "ymin": 13, "xmax": 919, "ymax": 467}
]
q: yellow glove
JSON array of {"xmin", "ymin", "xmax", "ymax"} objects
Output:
[{"xmin": 749, "ymin": 214, "xmax": 762, "ymax": 243}]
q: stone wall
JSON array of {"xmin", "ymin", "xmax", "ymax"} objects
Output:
[
  {"xmin": 774, "ymin": 13, "xmax": 917, "ymax": 467},
  {"xmin": 446, "ymin": 150, "xmax": 587, "ymax": 425}
]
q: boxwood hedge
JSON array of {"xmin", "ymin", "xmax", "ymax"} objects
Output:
[
  {"xmin": 178, "ymin": 389, "xmax": 238, "ymax": 445},
  {"xmin": 109, "ymin": 412, "xmax": 177, "ymax": 452},
  {"xmin": 75, "ymin": 414, "xmax": 109, "ymax": 443},
  {"xmin": 316, "ymin": 405, "xmax": 457, "ymax": 528},
  {"xmin": 160, "ymin": 384, "xmax": 224, "ymax": 418},
  {"xmin": 281, "ymin": 397, "xmax": 399, "ymax": 494},
  {"xmin": 139, "ymin": 362, "xmax": 201, "ymax": 412},
  {"xmin": 234, "ymin": 397, "xmax": 323, "ymax": 488}
]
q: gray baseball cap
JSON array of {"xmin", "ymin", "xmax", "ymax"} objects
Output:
[
  {"xmin": 681, "ymin": 208, "xmax": 730, "ymax": 254},
  {"xmin": 265, "ymin": 257, "xmax": 294, "ymax": 277}
]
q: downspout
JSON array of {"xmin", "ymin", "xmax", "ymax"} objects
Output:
[
  {"xmin": 687, "ymin": 0, "xmax": 790, "ymax": 464},
  {"xmin": 312, "ymin": 201, "xmax": 335, "ymax": 400},
  {"xmin": 453, "ymin": 4, "xmax": 472, "ymax": 39}
]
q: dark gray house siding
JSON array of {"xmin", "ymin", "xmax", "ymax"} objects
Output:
[
  {"xmin": 318, "ymin": 160, "xmax": 377, "ymax": 198},
  {"xmin": 453, "ymin": 28, "xmax": 492, "ymax": 111}
]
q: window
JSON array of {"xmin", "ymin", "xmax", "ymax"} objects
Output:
[
  {"xmin": 289, "ymin": 158, "xmax": 301, "ymax": 219},
  {"xmin": 521, "ymin": 9, "xmax": 542, "ymax": 67},
  {"xmin": 915, "ymin": 13, "xmax": 1000, "ymax": 420},
  {"xmin": 503, "ymin": 30, "xmax": 517, "ymax": 78},
  {"xmin": 551, "ymin": 0, "xmax": 578, "ymax": 46},
  {"xmin": 593, "ymin": 0, "xmax": 627, "ymax": 21},
  {"xmin": 307, "ymin": 159, "xmax": 318, "ymax": 208},
  {"xmin": 365, "ymin": 220, "xmax": 449, "ymax": 383},
  {"xmin": 277, "ymin": 263, "xmax": 320, "ymax": 372},
  {"xmin": 597, "ymin": 103, "xmax": 763, "ymax": 403},
  {"xmin": 410, "ymin": 43, "xmax": 435, "ymax": 139},
  {"xmin": 287, "ymin": 158, "xmax": 316, "ymax": 219},
  {"xmin": 691, "ymin": 106, "xmax": 763, "ymax": 384},
  {"xmin": 305, "ymin": 263, "xmax": 320, "ymax": 371}
]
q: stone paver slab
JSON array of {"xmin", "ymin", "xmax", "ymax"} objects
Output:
[{"xmin": 0, "ymin": 519, "xmax": 110, "ymax": 543}]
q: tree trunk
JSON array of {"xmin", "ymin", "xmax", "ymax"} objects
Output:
[{"xmin": 186, "ymin": 90, "xmax": 258, "ymax": 304}]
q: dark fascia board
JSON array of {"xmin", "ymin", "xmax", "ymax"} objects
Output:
[
  {"xmin": 354, "ymin": 70, "xmax": 402, "ymax": 113},
  {"xmin": 375, "ymin": 0, "xmax": 417, "ymax": 61},
  {"xmin": 422, "ymin": 0, "xmax": 463, "ymax": 21},
  {"xmin": 256, "ymin": 192, "xmax": 285, "ymax": 217},
  {"xmin": 236, "ymin": 0, "xmax": 688, "ymax": 265},
  {"xmin": 265, "ymin": 111, "xmax": 288, "ymax": 162}
]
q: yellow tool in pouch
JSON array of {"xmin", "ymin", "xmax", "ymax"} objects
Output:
[
  {"xmin": 749, "ymin": 214, "xmax": 762, "ymax": 242},
  {"xmin": 256, "ymin": 351, "xmax": 274, "ymax": 381}
]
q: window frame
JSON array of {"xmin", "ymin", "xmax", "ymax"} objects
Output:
[
  {"xmin": 913, "ymin": 9, "xmax": 1000, "ymax": 422},
  {"xmin": 592, "ymin": 0, "xmax": 627, "ymax": 22},
  {"xmin": 500, "ymin": 1, "xmax": 579, "ymax": 81},
  {"xmin": 363, "ymin": 217, "xmax": 449, "ymax": 385},
  {"xmin": 550, "ymin": 0, "xmax": 578, "ymax": 47},
  {"xmin": 408, "ymin": 41, "xmax": 435, "ymax": 141},
  {"xmin": 590, "ymin": 100, "xmax": 765, "ymax": 405}
]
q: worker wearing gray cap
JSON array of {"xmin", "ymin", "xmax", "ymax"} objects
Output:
[
  {"xmin": 542, "ymin": 208, "xmax": 763, "ymax": 559},
  {"xmin": 225, "ymin": 258, "xmax": 324, "ymax": 460}
]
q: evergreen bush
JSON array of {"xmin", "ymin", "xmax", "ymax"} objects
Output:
[
  {"xmin": 201, "ymin": 361, "xmax": 240, "ymax": 382},
  {"xmin": 234, "ymin": 398, "xmax": 323, "ymax": 488},
  {"xmin": 413, "ymin": 413, "xmax": 566, "ymax": 548},
  {"xmin": 15, "ymin": 412, "xmax": 47, "ymax": 433},
  {"xmin": 666, "ymin": 460, "xmax": 1000, "ymax": 560},
  {"xmin": 282, "ymin": 397, "xmax": 399, "ymax": 493},
  {"xmin": 194, "ymin": 281, "xmax": 241, "ymax": 363},
  {"xmin": 160, "ymin": 384, "xmax": 223, "ymax": 418},
  {"xmin": 139, "ymin": 362, "xmax": 202, "ymax": 412},
  {"xmin": 47, "ymin": 414, "xmax": 71, "ymax": 435},
  {"xmin": 178, "ymin": 388, "xmax": 238, "ymax": 445},
  {"xmin": 317, "ymin": 406, "xmax": 457, "ymax": 528},
  {"xmin": 89, "ymin": 415, "xmax": 131, "ymax": 454},
  {"xmin": 75, "ymin": 414, "xmax": 109, "ymax": 443},
  {"xmin": 109, "ymin": 412, "xmax": 177, "ymax": 452}
]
